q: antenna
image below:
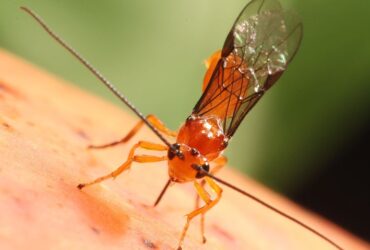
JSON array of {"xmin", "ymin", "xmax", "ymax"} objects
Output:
[
  {"xmin": 192, "ymin": 165, "xmax": 344, "ymax": 250},
  {"xmin": 20, "ymin": 6, "xmax": 174, "ymax": 150}
]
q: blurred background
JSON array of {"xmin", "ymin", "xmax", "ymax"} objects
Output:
[{"xmin": 1, "ymin": 0, "xmax": 369, "ymax": 241}]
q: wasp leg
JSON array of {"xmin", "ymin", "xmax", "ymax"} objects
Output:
[
  {"xmin": 89, "ymin": 114, "xmax": 177, "ymax": 149},
  {"xmin": 178, "ymin": 177, "xmax": 223, "ymax": 250},
  {"xmin": 195, "ymin": 156, "xmax": 227, "ymax": 243},
  {"xmin": 202, "ymin": 50, "xmax": 222, "ymax": 91},
  {"xmin": 210, "ymin": 155, "xmax": 227, "ymax": 175},
  {"xmin": 78, "ymin": 141, "xmax": 168, "ymax": 189}
]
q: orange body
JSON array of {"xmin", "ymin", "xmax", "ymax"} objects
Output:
[
  {"xmin": 168, "ymin": 115, "xmax": 227, "ymax": 182},
  {"xmin": 167, "ymin": 50, "xmax": 248, "ymax": 184},
  {"xmin": 201, "ymin": 50, "xmax": 250, "ymax": 119}
]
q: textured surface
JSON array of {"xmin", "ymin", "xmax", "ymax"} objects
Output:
[{"xmin": 0, "ymin": 49, "xmax": 367, "ymax": 250}]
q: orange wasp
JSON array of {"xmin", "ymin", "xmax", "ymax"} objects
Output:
[{"xmin": 22, "ymin": 0, "xmax": 343, "ymax": 249}]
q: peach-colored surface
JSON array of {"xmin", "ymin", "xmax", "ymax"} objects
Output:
[{"xmin": 0, "ymin": 49, "xmax": 368, "ymax": 250}]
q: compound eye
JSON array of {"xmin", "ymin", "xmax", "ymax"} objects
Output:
[
  {"xmin": 167, "ymin": 149, "xmax": 175, "ymax": 160},
  {"xmin": 202, "ymin": 162, "xmax": 210, "ymax": 172},
  {"xmin": 168, "ymin": 143, "xmax": 184, "ymax": 160},
  {"xmin": 195, "ymin": 163, "xmax": 210, "ymax": 179}
]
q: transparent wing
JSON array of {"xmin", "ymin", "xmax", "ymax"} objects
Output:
[{"xmin": 192, "ymin": 0, "xmax": 302, "ymax": 137}]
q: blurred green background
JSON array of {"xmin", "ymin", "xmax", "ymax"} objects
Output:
[{"xmin": 1, "ymin": 0, "xmax": 369, "ymax": 239}]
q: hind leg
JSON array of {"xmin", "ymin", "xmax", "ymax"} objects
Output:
[{"xmin": 89, "ymin": 114, "xmax": 176, "ymax": 149}]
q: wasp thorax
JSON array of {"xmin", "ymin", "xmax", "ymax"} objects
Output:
[
  {"xmin": 176, "ymin": 116, "xmax": 227, "ymax": 161},
  {"xmin": 168, "ymin": 144, "xmax": 209, "ymax": 183}
]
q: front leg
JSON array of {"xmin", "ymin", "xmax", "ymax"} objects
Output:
[
  {"xmin": 178, "ymin": 177, "xmax": 223, "ymax": 250},
  {"xmin": 195, "ymin": 155, "xmax": 227, "ymax": 243}
]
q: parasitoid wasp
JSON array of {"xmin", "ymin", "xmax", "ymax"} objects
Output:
[{"xmin": 21, "ymin": 0, "xmax": 344, "ymax": 249}]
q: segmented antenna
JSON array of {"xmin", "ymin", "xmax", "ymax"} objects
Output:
[{"xmin": 20, "ymin": 6, "xmax": 174, "ymax": 150}]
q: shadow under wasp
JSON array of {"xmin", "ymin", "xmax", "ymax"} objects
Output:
[{"xmin": 21, "ymin": 0, "xmax": 344, "ymax": 249}]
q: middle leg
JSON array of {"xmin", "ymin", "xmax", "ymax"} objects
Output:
[{"xmin": 78, "ymin": 140, "xmax": 168, "ymax": 189}]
